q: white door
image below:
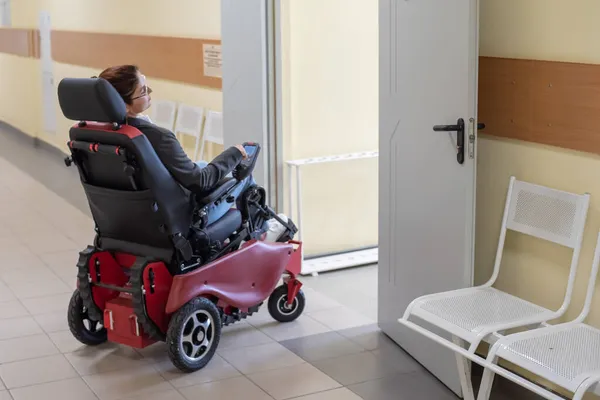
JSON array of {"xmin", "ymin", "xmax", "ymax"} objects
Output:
[
  {"xmin": 221, "ymin": 0, "xmax": 280, "ymax": 207},
  {"xmin": 39, "ymin": 11, "xmax": 57, "ymax": 134},
  {"xmin": 378, "ymin": 0, "xmax": 480, "ymax": 397}
]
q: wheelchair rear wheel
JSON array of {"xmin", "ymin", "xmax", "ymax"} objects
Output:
[
  {"xmin": 67, "ymin": 289, "xmax": 108, "ymax": 346},
  {"xmin": 167, "ymin": 296, "xmax": 222, "ymax": 372}
]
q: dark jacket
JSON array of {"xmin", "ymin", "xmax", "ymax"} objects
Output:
[{"xmin": 128, "ymin": 117, "xmax": 243, "ymax": 194}]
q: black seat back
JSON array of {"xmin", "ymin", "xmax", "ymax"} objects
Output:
[{"xmin": 58, "ymin": 77, "xmax": 193, "ymax": 262}]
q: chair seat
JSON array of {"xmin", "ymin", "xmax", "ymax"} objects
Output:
[
  {"xmin": 495, "ymin": 323, "xmax": 600, "ymax": 391},
  {"xmin": 410, "ymin": 287, "xmax": 554, "ymax": 340}
]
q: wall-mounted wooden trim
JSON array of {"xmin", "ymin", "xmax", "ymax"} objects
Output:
[
  {"xmin": 0, "ymin": 28, "xmax": 38, "ymax": 58},
  {"xmin": 50, "ymin": 30, "xmax": 222, "ymax": 89},
  {"xmin": 0, "ymin": 29, "xmax": 222, "ymax": 89},
  {"xmin": 2, "ymin": 29, "xmax": 599, "ymax": 155},
  {"xmin": 478, "ymin": 56, "xmax": 600, "ymax": 156}
]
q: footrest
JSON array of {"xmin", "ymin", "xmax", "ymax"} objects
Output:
[{"xmin": 104, "ymin": 294, "xmax": 156, "ymax": 348}]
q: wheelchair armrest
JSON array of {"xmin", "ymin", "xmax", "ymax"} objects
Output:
[{"xmin": 196, "ymin": 177, "xmax": 238, "ymax": 207}]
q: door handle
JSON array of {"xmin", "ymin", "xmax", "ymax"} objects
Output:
[{"xmin": 433, "ymin": 118, "xmax": 465, "ymax": 165}]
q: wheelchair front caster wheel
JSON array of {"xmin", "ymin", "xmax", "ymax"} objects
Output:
[
  {"xmin": 167, "ymin": 297, "xmax": 221, "ymax": 373},
  {"xmin": 268, "ymin": 284, "xmax": 305, "ymax": 323},
  {"xmin": 67, "ymin": 289, "xmax": 107, "ymax": 346}
]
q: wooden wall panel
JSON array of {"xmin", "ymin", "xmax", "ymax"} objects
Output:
[
  {"xmin": 3, "ymin": 28, "xmax": 600, "ymax": 156},
  {"xmin": 478, "ymin": 56, "xmax": 600, "ymax": 155},
  {"xmin": 0, "ymin": 28, "xmax": 37, "ymax": 57},
  {"xmin": 50, "ymin": 31, "xmax": 222, "ymax": 89}
]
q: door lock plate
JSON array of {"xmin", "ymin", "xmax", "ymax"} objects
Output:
[{"xmin": 468, "ymin": 118, "xmax": 476, "ymax": 159}]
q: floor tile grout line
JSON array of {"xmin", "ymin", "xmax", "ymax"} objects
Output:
[
  {"xmin": 0, "ymin": 230, "xmax": 76, "ymax": 296},
  {"xmin": 2, "ymin": 376, "xmax": 99, "ymax": 399},
  {"xmin": 129, "ymin": 347, "xmax": 271, "ymax": 399},
  {"xmin": 284, "ymin": 386, "xmax": 354, "ymax": 400},
  {"xmin": 236, "ymin": 374, "xmax": 277, "ymax": 400},
  {"xmin": 61, "ymin": 345, "xmax": 110, "ymax": 400},
  {"xmin": 173, "ymin": 374, "xmax": 277, "ymax": 400},
  {"xmin": 132, "ymin": 343, "xmax": 249, "ymax": 388},
  {"xmin": 147, "ymin": 361, "xmax": 180, "ymax": 396},
  {"xmin": 253, "ymin": 315, "xmax": 332, "ymax": 343},
  {"xmin": 0, "ymin": 355, "xmax": 79, "ymax": 391},
  {"xmin": 0, "ymin": 328, "xmax": 55, "ymax": 344}
]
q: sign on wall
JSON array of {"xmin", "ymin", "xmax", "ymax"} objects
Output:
[{"xmin": 203, "ymin": 44, "xmax": 222, "ymax": 78}]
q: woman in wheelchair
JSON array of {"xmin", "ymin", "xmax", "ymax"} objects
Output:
[
  {"xmin": 98, "ymin": 64, "xmax": 253, "ymax": 225},
  {"xmin": 58, "ymin": 70, "xmax": 304, "ymax": 373}
]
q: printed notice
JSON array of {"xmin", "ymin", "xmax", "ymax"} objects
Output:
[{"xmin": 203, "ymin": 44, "xmax": 222, "ymax": 78}]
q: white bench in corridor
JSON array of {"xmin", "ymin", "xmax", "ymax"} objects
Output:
[{"xmin": 398, "ymin": 176, "xmax": 593, "ymax": 400}]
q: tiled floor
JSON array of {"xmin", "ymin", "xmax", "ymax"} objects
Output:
[{"xmin": 0, "ymin": 125, "xmax": 544, "ymax": 400}]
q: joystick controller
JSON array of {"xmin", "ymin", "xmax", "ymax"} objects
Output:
[{"xmin": 233, "ymin": 142, "xmax": 261, "ymax": 181}]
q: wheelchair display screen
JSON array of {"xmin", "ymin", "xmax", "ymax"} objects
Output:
[{"xmin": 244, "ymin": 144, "xmax": 258, "ymax": 158}]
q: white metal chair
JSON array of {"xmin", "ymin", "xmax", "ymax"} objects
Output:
[
  {"xmin": 148, "ymin": 99, "xmax": 177, "ymax": 131},
  {"xmin": 199, "ymin": 110, "xmax": 224, "ymax": 161},
  {"xmin": 574, "ymin": 373, "xmax": 600, "ymax": 400},
  {"xmin": 477, "ymin": 230, "xmax": 600, "ymax": 400},
  {"xmin": 398, "ymin": 176, "xmax": 591, "ymax": 400},
  {"xmin": 174, "ymin": 104, "xmax": 205, "ymax": 161}
]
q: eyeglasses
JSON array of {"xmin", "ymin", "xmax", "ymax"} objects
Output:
[{"xmin": 131, "ymin": 86, "xmax": 153, "ymax": 100}]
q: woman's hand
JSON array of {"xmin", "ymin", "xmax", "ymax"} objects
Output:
[{"xmin": 235, "ymin": 144, "xmax": 248, "ymax": 159}]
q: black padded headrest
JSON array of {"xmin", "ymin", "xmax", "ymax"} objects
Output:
[{"xmin": 58, "ymin": 77, "xmax": 127, "ymax": 124}]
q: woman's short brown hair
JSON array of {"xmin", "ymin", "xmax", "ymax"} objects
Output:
[{"xmin": 98, "ymin": 65, "xmax": 140, "ymax": 104}]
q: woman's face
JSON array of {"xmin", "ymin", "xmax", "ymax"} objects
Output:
[{"xmin": 127, "ymin": 72, "xmax": 152, "ymax": 115}]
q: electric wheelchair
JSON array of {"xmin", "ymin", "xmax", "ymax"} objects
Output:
[{"xmin": 57, "ymin": 77, "xmax": 305, "ymax": 372}]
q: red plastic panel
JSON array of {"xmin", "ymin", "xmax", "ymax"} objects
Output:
[
  {"xmin": 166, "ymin": 240, "xmax": 293, "ymax": 314},
  {"xmin": 88, "ymin": 252, "xmax": 129, "ymax": 310},
  {"xmin": 114, "ymin": 252, "xmax": 137, "ymax": 268},
  {"xmin": 104, "ymin": 295, "xmax": 156, "ymax": 348},
  {"xmin": 285, "ymin": 241, "xmax": 303, "ymax": 276},
  {"xmin": 142, "ymin": 261, "xmax": 173, "ymax": 333},
  {"xmin": 74, "ymin": 122, "xmax": 142, "ymax": 139}
]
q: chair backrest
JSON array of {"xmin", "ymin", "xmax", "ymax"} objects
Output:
[
  {"xmin": 174, "ymin": 104, "xmax": 204, "ymax": 138},
  {"xmin": 149, "ymin": 99, "xmax": 177, "ymax": 131},
  {"xmin": 575, "ymin": 230, "xmax": 600, "ymax": 323},
  {"xmin": 57, "ymin": 77, "xmax": 194, "ymax": 262},
  {"xmin": 488, "ymin": 177, "xmax": 591, "ymax": 313},
  {"xmin": 204, "ymin": 110, "xmax": 224, "ymax": 145},
  {"xmin": 506, "ymin": 179, "xmax": 590, "ymax": 249},
  {"xmin": 198, "ymin": 110, "xmax": 224, "ymax": 161}
]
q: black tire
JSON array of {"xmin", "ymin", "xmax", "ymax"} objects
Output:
[
  {"xmin": 67, "ymin": 289, "xmax": 107, "ymax": 346},
  {"xmin": 166, "ymin": 297, "xmax": 221, "ymax": 373},
  {"xmin": 268, "ymin": 284, "xmax": 305, "ymax": 323}
]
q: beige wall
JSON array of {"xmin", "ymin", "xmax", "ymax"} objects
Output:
[
  {"xmin": 282, "ymin": 0, "xmax": 379, "ymax": 256},
  {"xmin": 0, "ymin": 53, "xmax": 41, "ymax": 135},
  {"xmin": 477, "ymin": 0, "xmax": 600, "ymax": 397},
  {"xmin": 0, "ymin": 0, "xmax": 223, "ymax": 159}
]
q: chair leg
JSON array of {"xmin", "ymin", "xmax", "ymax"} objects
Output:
[
  {"xmin": 453, "ymin": 336, "xmax": 475, "ymax": 400},
  {"xmin": 193, "ymin": 137, "xmax": 201, "ymax": 161},
  {"xmin": 573, "ymin": 375, "xmax": 600, "ymax": 400},
  {"xmin": 475, "ymin": 360, "xmax": 497, "ymax": 400},
  {"xmin": 198, "ymin": 138, "xmax": 207, "ymax": 162}
]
